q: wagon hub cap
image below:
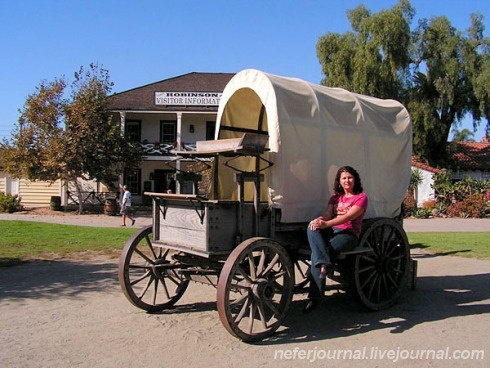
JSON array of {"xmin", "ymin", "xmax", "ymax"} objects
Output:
[
  {"xmin": 150, "ymin": 259, "xmax": 168, "ymax": 278},
  {"xmin": 252, "ymin": 278, "xmax": 275, "ymax": 300},
  {"xmin": 377, "ymin": 255, "xmax": 396, "ymax": 274}
]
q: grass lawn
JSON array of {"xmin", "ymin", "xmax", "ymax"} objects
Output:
[
  {"xmin": 0, "ymin": 220, "xmax": 138, "ymax": 266},
  {"xmin": 1, "ymin": 220, "xmax": 489, "ymax": 266},
  {"xmin": 407, "ymin": 232, "xmax": 490, "ymax": 260}
]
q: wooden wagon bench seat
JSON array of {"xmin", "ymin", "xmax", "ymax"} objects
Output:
[{"xmin": 173, "ymin": 133, "xmax": 269, "ymax": 157}]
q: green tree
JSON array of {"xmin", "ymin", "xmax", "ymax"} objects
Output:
[
  {"xmin": 451, "ymin": 128, "xmax": 475, "ymax": 142},
  {"xmin": 409, "ymin": 168, "xmax": 423, "ymax": 203},
  {"xmin": 317, "ymin": 0, "xmax": 414, "ymax": 100},
  {"xmin": 316, "ymin": 0, "xmax": 490, "ymax": 167},
  {"xmin": 2, "ymin": 64, "xmax": 142, "ymax": 213}
]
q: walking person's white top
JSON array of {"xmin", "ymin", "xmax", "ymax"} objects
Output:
[{"xmin": 122, "ymin": 190, "xmax": 131, "ymax": 207}]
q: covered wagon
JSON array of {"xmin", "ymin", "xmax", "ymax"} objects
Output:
[{"xmin": 119, "ymin": 69, "xmax": 414, "ymax": 342}]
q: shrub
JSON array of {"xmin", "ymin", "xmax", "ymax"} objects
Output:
[
  {"xmin": 402, "ymin": 192, "xmax": 417, "ymax": 217},
  {"xmin": 414, "ymin": 207, "xmax": 432, "ymax": 218},
  {"xmin": 446, "ymin": 193, "xmax": 488, "ymax": 218},
  {"xmin": 435, "ymin": 202, "xmax": 447, "ymax": 212},
  {"xmin": 422, "ymin": 199, "xmax": 436, "ymax": 209},
  {"xmin": 0, "ymin": 192, "xmax": 23, "ymax": 213}
]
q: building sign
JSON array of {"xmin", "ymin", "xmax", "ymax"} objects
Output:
[{"xmin": 155, "ymin": 92, "xmax": 222, "ymax": 106}]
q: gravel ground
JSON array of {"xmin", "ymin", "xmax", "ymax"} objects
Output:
[
  {"xmin": 0, "ymin": 209, "xmax": 488, "ymax": 368},
  {"xmin": 0, "ymin": 208, "xmax": 489, "ymax": 232}
]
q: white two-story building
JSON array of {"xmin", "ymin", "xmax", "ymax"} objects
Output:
[{"xmin": 108, "ymin": 72, "xmax": 234, "ymax": 205}]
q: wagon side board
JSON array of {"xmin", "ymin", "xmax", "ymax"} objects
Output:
[{"xmin": 151, "ymin": 197, "xmax": 272, "ymax": 256}]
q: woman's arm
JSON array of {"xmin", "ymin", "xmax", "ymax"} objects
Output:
[
  {"xmin": 311, "ymin": 203, "xmax": 334, "ymax": 225},
  {"xmin": 309, "ymin": 204, "xmax": 364, "ymax": 230},
  {"xmin": 322, "ymin": 203, "xmax": 335, "ymax": 221}
]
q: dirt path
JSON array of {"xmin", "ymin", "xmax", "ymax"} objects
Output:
[
  {"xmin": 0, "ymin": 211, "xmax": 489, "ymax": 367},
  {"xmin": 1, "ymin": 208, "xmax": 489, "ymax": 231},
  {"xmin": 0, "ymin": 249, "xmax": 488, "ymax": 367}
]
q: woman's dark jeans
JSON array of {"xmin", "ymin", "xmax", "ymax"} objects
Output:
[{"xmin": 307, "ymin": 227, "xmax": 358, "ymax": 300}]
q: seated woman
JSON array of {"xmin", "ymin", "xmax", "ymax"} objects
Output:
[{"xmin": 304, "ymin": 166, "xmax": 368, "ymax": 313}]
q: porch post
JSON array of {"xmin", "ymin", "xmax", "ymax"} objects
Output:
[
  {"xmin": 119, "ymin": 112, "xmax": 126, "ymax": 136},
  {"xmin": 176, "ymin": 112, "xmax": 182, "ymax": 150},
  {"xmin": 176, "ymin": 112, "xmax": 182, "ymax": 194},
  {"xmin": 119, "ymin": 112, "xmax": 126, "ymax": 186}
]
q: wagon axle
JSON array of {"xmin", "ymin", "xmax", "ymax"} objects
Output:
[{"xmin": 252, "ymin": 278, "xmax": 276, "ymax": 301}]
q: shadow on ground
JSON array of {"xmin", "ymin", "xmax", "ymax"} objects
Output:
[
  {"xmin": 0, "ymin": 259, "xmax": 119, "ymax": 300},
  {"xmin": 0, "ymin": 254, "xmax": 488, "ymax": 345},
  {"xmin": 263, "ymin": 252, "xmax": 490, "ymax": 344}
]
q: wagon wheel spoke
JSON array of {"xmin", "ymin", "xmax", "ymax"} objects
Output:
[
  {"xmin": 248, "ymin": 253, "xmax": 258, "ymax": 280},
  {"xmin": 163, "ymin": 269, "xmax": 185, "ymax": 287},
  {"xmin": 236, "ymin": 265, "xmax": 254, "ymax": 285},
  {"xmin": 381, "ymin": 273, "xmax": 390, "ymax": 299},
  {"xmin": 118, "ymin": 225, "xmax": 189, "ymax": 312},
  {"xmin": 385, "ymin": 242, "xmax": 399, "ymax": 257},
  {"xmin": 128, "ymin": 264, "xmax": 152, "ymax": 270},
  {"xmin": 293, "ymin": 254, "xmax": 311, "ymax": 293},
  {"xmin": 133, "ymin": 247, "xmax": 155, "ymax": 265},
  {"xmin": 257, "ymin": 250, "xmax": 267, "ymax": 276},
  {"xmin": 377, "ymin": 227, "xmax": 386, "ymax": 255},
  {"xmin": 294, "ymin": 260, "xmax": 308, "ymax": 279},
  {"xmin": 354, "ymin": 219, "xmax": 410, "ymax": 310},
  {"xmin": 270, "ymin": 279, "xmax": 285, "ymax": 294},
  {"xmin": 360, "ymin": 254, "xmax": 377, "ymax": 263},
  {"xmin": 130, "ymin": 270, "xmax": 151, "ymax": 286},
  {"xmin": 367, "ymin": 273, "xmax": 380, "ymax": 302},
  {"xmin": 360, "ymin": 268, "xmax": 377, "ymax": 290},
  {"xmin": 230, "ymin": 292, "xmax": 249, "ymax": 306},
  {"xmin": 256, "ymin": 301, "xmax": 270, "ymax": 329},
  {"xmin": 386, "ymin": 272, "xmax": 399, "ymax": 289},
  {"xmin": 217, "ymin": 238, "xmax": 294, "ymax": 342},
  {"xmin": 144, "ymin": 234, "xmax": 157, "ymax": 259},
  {"xmin": 390, "ymin": 254, "xmax": 405, "ymax": 261},
  {"xmin": 152, "ymin": 276, "xmax": 160, "ymax": 305},
  {"xmin": 381, "ymin": 225, "xmax": 397, "ymax": 255},
  {"xmin": 137, "ymin": 275, "xmax": 154, "ymax": 299},
  {"xmin": 158, "ymin": 277, "xmax": 171, "ymax": 300},
  {"xmin": 263, "ymin": 298, "xmax": 280, "ymax": 316},
  {"xmin": 358, "ymin": 264, "xmax": 377, "ymax": 274},
  {"xmin": 230, "ymin": 282, "xmax": 252, "ymax": 292},
  {"xmin": 248, "ymin": 302, "xmax": 257, "ymax": 333},
  {"xmin": 234, "ymin": 296, "xmax": 252, "ymax": 324},
  {"xmin": 261, "ymin": 254, "xmax": 280, "ymax": 275}
]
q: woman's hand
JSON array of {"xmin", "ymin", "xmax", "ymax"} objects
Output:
[{"xmin": 309, "ymin": 217, "xmax": 329, "ymax": 230}]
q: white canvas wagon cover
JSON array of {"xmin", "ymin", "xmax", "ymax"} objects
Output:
[{"xmin": 216, "ymin": 69, "xmax": 412, "ymax": 223}]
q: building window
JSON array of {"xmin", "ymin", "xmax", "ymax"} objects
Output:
[
  {"xmin": 125, "ymin": 120, "xmax": 141, "ymax": 143},
  {"xmin": 160, "ymin": 120, "xmax": 177, "ymax": 144},
  {"xmin": 124, "ymin": 168, "xmax": 142, "ymax": 195},
  {"xmin": 206, "ymin": 121, "xmax": 216, "ymax": 140}
]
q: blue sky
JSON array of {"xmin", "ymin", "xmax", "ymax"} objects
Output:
[{"xmin": 1, "ymin": 0, "xmax": 489, "ymax": 141}]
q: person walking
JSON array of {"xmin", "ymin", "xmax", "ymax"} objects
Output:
[{"xmin": 120, "ymin": 185, "xmax": 136, "ymax": 227}]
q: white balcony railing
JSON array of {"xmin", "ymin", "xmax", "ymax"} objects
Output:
[{"xmin": 139, "ymin": 142, "xmax": 197, "ymax": 155}]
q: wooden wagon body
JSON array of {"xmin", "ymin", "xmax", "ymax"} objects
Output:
[{"xmin": 119, "ymin": 70, "xmax": 415, "ymax": 342}]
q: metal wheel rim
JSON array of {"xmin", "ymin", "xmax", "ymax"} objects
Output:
[
  {"xmin": 118, "ymin": 225, "xmax": 189, "ymax": 312},
  {"xmin": 355, "ymin": 219, "xmax": 410, "ymax": 310},
  {"xmin": 217, "ymin": 237, "xmax": 295, "ymax": 342}
]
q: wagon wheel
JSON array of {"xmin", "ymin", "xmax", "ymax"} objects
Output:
[
  {"xmin": 217, "ymin": 237, "xmax": 295, "ymax": 342},
  {"xmin": 292, "ymin": 250, "xmax": 311, "ymax": 293},
  {"xmin": 119, "ymin": 225, "xmax": 189, "ymax": 312},
  {"xmin": 354, "ymin": 218, "xmax": 410, "ymax": 311}
]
